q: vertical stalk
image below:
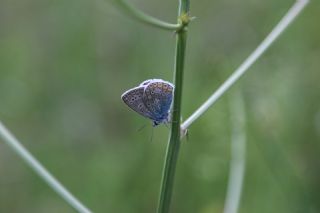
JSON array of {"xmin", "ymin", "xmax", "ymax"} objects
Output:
[
  {"xmin": 223, "ymin": 91, "xmax": 246, "ymax": 213},
  {"xmin": 157, "ymin": 1, "xmax": 190, "ymax": 213}
]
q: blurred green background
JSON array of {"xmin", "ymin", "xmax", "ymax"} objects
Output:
[{"xmin": 0, "ymin": 0, "xmax": 319, "ymax": 212}]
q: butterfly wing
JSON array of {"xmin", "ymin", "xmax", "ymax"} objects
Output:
[
  {"xmin": 121, "ymin": 86, "xmax": 154, "ymax": 120},
  {"xmin": 139, "ymin": 79, "xmax": 152, "ymax": 86},
  {"xmin": 143, "ymin": 80, "xmax": 174, "ymax": 122}
]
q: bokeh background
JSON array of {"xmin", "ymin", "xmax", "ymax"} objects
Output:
[{"xmin": 0, "ymin": 0, "xmax": 319, "ymax": 212}]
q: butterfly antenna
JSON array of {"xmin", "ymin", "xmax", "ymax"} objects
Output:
[
  {"xmin": 149, "ymin": 125, "xmax": 154, "ymax": 143},
  {"xmin": 136, "ymin": 124, "xmax": 147, "ymax": 132}
]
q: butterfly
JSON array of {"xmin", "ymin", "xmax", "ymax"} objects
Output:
[{"xmin": 121, "ymin": 79, "xmax": 174, "ymax": 126}]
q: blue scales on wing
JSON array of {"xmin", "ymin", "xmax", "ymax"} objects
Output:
[{"xmin": 143, "ymin": 81, "xmax": 174, "ymax": 124}]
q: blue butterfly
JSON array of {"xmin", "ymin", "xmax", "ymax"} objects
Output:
[{"xmin": 121, "ymin": 79, "xmax": 174, "ymax": 126}]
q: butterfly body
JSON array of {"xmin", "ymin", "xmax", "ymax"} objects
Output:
[{"xmin": 121, "ymin": 79, "xmax": 174, "ymax": 126}]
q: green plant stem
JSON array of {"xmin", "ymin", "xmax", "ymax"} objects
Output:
[
  {"xmin": 157, "ymin": 1, "xmax": 190, "ymax": 213},
  {"xmin": 0, "ymin": 122, "xmax": 92, "ymax": 213},
  {"xmin": 117, "ymin": 0, "xmax": 181, "ymax": 31},
  {"xmin": 180, "ymin": 0, "xmax": 309, "ymax": 132},
  {"xmin": 223, "ymin": 91, "xmax": 246, "ymax": 213}
]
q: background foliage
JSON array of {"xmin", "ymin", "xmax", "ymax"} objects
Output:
[{"xmin": 0, "ymin": 0, "xmax": 319, "ymax": 212}]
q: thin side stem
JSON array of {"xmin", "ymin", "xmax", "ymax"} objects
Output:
[
  {"xmin": 157, "ymin": 0, "xmax": 190, "ymax": 212},
  {"xmin": 0, "ymin": 122, "xmax": 92, "ymax": 213},
  {"xmin": 181, "ymin": 0, "xmax": 309, "ymax": 131},
  {"xmin": 116, "ymin": 0, "xmax": 181, "ymax": 31},
  {"xmin": 223, "ymin": 91, "xmax": 246, "ymax": 213}
]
